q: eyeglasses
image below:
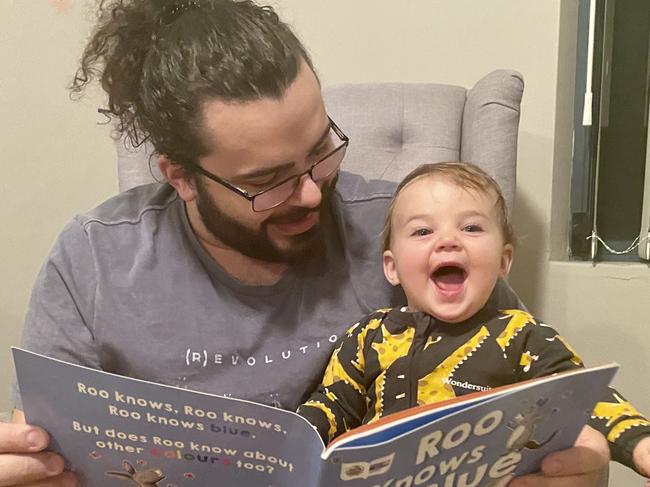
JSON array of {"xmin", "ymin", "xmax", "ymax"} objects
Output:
[{"xmin": 192, "ymin": 117, "xmax": 349, "ymax": 212}]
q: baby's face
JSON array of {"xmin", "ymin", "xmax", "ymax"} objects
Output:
[{"xmin": 383, "ymin": 176, "xmax": 513, "ymax": 323}]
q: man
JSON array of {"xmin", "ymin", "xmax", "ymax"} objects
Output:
[{"xmin": 0, "ymin": 0, "xmax": 635, "ymax": 485}]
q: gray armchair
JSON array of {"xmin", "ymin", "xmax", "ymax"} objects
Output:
[
  {"xmin": 117, "ymin": 69, "xmax": 524, "ymax": 210},
  {"xmin": 323, "ymin": 69, "xmax": 523, "ymax": 209}
]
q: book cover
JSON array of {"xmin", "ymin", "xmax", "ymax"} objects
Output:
[{"xmin": 12, "ymin": 348, "xmax": 618, "ymax": 487}]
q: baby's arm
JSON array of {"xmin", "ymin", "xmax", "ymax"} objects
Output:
[
  {"xmin": 298, "ymin": 310, "xmax": 387, "ymax": 444},
  {"xmin": 513, "ymin": 313, "xmax": 650, "ymax": 477},
  {"xmin": 589, "ymin": 388, "xmax": 650, "ymax": 475}
]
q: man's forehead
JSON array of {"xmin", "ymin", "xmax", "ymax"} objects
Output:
[
  {"xmin": 197, "ymin": 101, "xmax": 328, "ymax": 174},
  {"xmin": 199, "ymin": 62, "xmax": 325, "ymax": 152}
]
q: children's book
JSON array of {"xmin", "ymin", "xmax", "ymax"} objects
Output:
[{"xmin": 13, "ymin": 347, "xmax": 618, "ymax": 487}]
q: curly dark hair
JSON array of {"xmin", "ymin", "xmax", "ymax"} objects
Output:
[{"xmin": 71, "ymin": 0, "xmax": 314, "ymax": 169}]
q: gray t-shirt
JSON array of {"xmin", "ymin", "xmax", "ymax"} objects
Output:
[{"xmin": 15, "ymin": 172, "xmax": 402, "ymax": 411}]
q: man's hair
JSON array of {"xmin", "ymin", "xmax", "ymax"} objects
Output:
[
  {"xmin": 382, "ymin": 162, "xmax": 514, "ymax": 251},
  {"xmin": 70, "ymin": 0, "xmax": 314, "ymax": 170}
]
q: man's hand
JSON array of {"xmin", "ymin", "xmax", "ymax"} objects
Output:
[
  {"xmin": 508, "ymin": 425, "xmax": 609, "ymax": 487},
  {"xmin": 0, "ymin": 410, "xmax": 77, "ymax": 486}
]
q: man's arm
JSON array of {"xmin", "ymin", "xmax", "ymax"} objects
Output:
[
  {"xmin": 0, "ymin": 409, "xmax": 76, "ymax": 486},
  {"xmin": 3, "ymin": 221, "xmax": 99, "ymax": 485},
  {"xmin": 17, "ymin": 220, "xmax": 101, "ymax": 389}
]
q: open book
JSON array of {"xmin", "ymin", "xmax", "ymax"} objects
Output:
[{"xmin": 13, "ymin": 348, "xmax": 618, "ymax": 487}]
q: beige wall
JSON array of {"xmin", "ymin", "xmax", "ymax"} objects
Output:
[
  {"xmin": 1, "ymin": 1, "xmax": 116, "ymax": 407},
  {"xmin": 2, "ymin": 1, "xmax": 648, "ymax": 484}
]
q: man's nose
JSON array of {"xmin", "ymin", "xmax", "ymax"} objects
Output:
[{"xmin": 287, "ymin": 173, "xmax": 322, "ymax": 209}]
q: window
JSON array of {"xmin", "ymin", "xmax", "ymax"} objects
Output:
[{"xmin": 570, "ymin": 0, "xmax": 650, "ymax": 261}]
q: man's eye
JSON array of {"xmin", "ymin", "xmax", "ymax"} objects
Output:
[
  {"xmin": 463, "ymin": 224, "xmax": 483, "ymax": 233},
  {"xmin": 313, "ymin": 140, "xmax": 335, "ymax": 159},
  {"xmin": 412, "ymin": 228, "xmax": 432, "ymax": 237},
  {"xmin": 244, "ymin": 176, "xmax": 277, "ymax": 189}
]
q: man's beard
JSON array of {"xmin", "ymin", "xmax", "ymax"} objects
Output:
[{"xmin": 195, "ymin": 175, "xmax": 337, "ymax": 264}]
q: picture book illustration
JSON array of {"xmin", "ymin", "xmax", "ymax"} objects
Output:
[
  {"xmin": 13, "ymin": 348, "xmax": 618, "ymax": 487},
  {"xmin": 106, "ymin": 460, "xmax": 165, "ymax": 487},
  {"xmin": 504, "ymin": 397, "xmax": 557, "ymax": 452},
  {"xmin": 339, "ymin": 453, "xmax": 395, "ymax": 481}
]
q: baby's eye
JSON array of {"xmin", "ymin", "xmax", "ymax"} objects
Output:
[
  {"xmin": 463, "ymin": 224, "xmax": 483, "ymax": 233},
  {"xmin": 412, "ymin": 228, "xmax": 432, "ymax": 237}
]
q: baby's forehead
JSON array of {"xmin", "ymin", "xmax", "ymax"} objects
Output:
[
  {"xmin": 396, "ymin": 174, "xmax": 497, "ymax": 205},
  {"xmin": 389, "ymin": 176, "xmax": 501, "ymax": 228}
]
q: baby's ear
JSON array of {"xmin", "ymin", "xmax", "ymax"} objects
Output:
[
  {"xmin": 383, "ymin": 250, "xmax": 401, "ymax": 286},
  {"xmin": 500, "ymin": 243, "xmax": 514, "ymax": 277}
]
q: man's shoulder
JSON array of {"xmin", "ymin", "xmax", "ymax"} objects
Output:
[
  {"xmin": 333, "ymin": 171, "xmax": 396, "ymax": 233},
  {"xmin": 327, "ymin": 172, "xmax": 403, "ymax": 311},
  {"xmin": 75, "ymin": 183, "xmax": 178, "ymax": 230},
  {"xmin": 51, "ymin": 183, "xmax": 180, "ymax": 256},
  {"xmin": 335, "ymin": 171, "xmax": 396, "ymax": 205}
]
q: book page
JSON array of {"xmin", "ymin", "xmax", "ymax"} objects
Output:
[
  {"xmin": 13, "ymin": 348, "xmax": 324, "ymax": 486},
  {"xmin": 317, "ymin": 364, "xmax": 617, "ymax": 487}
]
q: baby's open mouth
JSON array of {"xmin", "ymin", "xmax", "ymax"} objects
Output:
[{"xmin": 432, "ymin": 265, "xmax": 467, "ymax": 293}]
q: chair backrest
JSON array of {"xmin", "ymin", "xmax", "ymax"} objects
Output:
[{"xmin": 116, "ymin": 69, "xmax": 524, "ymax": 210}]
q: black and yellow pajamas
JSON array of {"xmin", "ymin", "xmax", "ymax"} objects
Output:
[{"xmin": 298, "ymin": 306, "xmax": 650, "ymax": 471}]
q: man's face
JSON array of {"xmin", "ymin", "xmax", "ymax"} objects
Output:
[
  {"xmin": 194, "ymin": 174, "xmax": 336, "ymax": 263},
  {"xmin": 383, "ymin": 176, "xmax": 513, "ymax": 323},
  {"xmin": 187, "ymin": 63, "xmax": 338, "ymax": 263}
]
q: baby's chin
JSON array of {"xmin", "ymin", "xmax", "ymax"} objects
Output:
[{"xmin": 422, "ymin": 302, "xmax": 485, "ymax": 324}]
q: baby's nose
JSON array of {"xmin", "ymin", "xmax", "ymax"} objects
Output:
[{"xmin": 435, "ymin": 234, "xmax": 461, "ymax": 251}]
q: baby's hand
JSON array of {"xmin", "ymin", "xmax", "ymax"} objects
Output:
[{"xmin": 632, "ymin": 435, "xmax": 650, "ymax": 479}]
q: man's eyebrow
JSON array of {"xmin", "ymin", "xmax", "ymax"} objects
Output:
[{"xmin": 234, "ymin": 123, "xmax": 332, "ymax": 181}]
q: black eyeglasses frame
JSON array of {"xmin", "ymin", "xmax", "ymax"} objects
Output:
[{"xmin": 191, "ymin": 117, "xmax": 349, "ymax": 212}]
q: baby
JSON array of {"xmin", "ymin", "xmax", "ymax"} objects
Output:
[{"xmin": 298, "ymin": 162, "xmax": 650, "ymax": 476}]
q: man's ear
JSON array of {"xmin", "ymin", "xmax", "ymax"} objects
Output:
[
  {"xmin": 500, "ymin": 243, "xmax": 514, "ymax": 277},
  {"xmin": 383, "ymin": 250, "xmax": 401, "ymax": 286},
  {"xmin": 158, "ymin": 156, "xmax": 198, "ymax": 202}
]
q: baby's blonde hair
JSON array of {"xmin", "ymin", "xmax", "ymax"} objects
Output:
[{"xmin": 382, "ymin": 162, "xmax": 514, "ymax": 251}]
